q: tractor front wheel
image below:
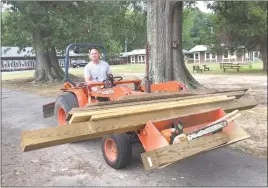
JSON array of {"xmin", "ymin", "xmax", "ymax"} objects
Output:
[
  {"xmin": 101, "ymin": 133, "xmax": 132, "ymax": 169},
  {"xmin": 54, "ymin": 92, "xmax": 79, "ymax": 126}
]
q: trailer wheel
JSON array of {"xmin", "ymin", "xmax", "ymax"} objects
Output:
[
  {"xmin": 54, "ymin": 92, "xmax": 79, "ymax": 126},
  {"xmin": 101, "ymin": 133, "xmax": 132, "ymax": 169}
]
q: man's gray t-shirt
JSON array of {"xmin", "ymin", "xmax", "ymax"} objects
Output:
[{"xmin": 84, "ymin": 60, "xmax": 111, "ymax": 82}]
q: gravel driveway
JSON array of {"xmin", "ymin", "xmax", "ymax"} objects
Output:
[{"xmin": 1, "ymin": 88, "xmax": 267, "ymax": 186}]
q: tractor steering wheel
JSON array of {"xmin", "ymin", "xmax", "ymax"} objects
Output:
[
  {"xmin": 103, "ymin": 75, "xmax": 123, "ymax": 83},
  {"xmin": 112, "ymin": 76, "xmax": 123, "ymax": 82},
  {"xmin": 103, "ymin": 74, "xmax": 123, "ymax": 88}
]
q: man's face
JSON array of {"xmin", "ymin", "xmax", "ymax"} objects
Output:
[{"xmin": 89, "ymin": 49, "xmax": 100, "ymax": 61}]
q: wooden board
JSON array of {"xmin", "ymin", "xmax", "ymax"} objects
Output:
[
  {"xmin": 118, "ymin": 87, "xmax": 248, "ymax": 101},
  {"xmin": 68, "ymin": 90, "xmax": 246, "ymax": 116},
  {"xmin": 141, "ymin": 132, "xmax": 229, "ymax": 171},
  {"xmin": 21, "ymin": 95, "xmax": 257, "ymax": 152},
  {"xmin": 69, "ymin": 96, "xmax": 233, "ymax": 123},
  {"xmin": 90, "ymin": 96, "xmax": 234, "ymax": 121},
  {"xmin": 83, "ymin": 88, "xmax": 248, "ymax": 107}
]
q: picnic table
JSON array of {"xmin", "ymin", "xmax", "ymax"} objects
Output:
[{"xmin": 219, "ymin": 63, "xmax": 241, "ymax": 72}]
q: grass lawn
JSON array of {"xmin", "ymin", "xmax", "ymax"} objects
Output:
[{"xmin": 1, "ymin": 61, "xmax": 266, "ymax": 81}]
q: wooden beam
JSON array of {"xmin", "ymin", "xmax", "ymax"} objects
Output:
[
  {"xmin": 90, "ymin": 96, "xmax": 234, "ymax": 121},
  {"xmin": 69, "ymin": 96, "xmax": 233, "ymax": 123},
  {"xmin": 67, "ymin": 90, "xmax": 244, "ymax": 121},
  {"xmin": 68, "ymin": 90, "xmax": 245, "ymax": 115},
  {"xmin": 140, "ymin": 132, "xmax": 229, "ymax": 171},
  {"xmin": 83, "ymin": 88, "xmax": 248, "ymax": 107},
  {"xmin": 21, "ymin": 95, "xmax": 257, "ymax": 152},
  {"xmin": 118, "ymin": 88, "xmax": 248, "ymax": 101}
]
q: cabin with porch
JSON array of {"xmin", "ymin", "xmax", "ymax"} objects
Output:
[{"xmin": 185, "ymin": 45, "xmax": 259, "ymax": 64}]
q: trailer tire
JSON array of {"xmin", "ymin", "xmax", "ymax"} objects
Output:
[
  {"xmin": 54, "ymin": 92, "xmax": 79, "ymax": 126},
  {"xmin": 101, "ymin": 133, "xmax": 132, "ymax": 169}
]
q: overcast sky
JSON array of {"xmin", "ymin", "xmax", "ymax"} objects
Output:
[{"xmin": 196, "ymin": 1, "xmax": 213, "ymax": 13}]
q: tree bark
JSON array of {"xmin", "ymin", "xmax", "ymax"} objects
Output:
[
  {"xmin": 147, "ymin": 1, "xmax": 202, "ymax": 89},
  {"xmin": 32, "ymin": 29, "xmax": 64, "ymax": 82},
  {"xmin": 260, "ymin": 43, "xmax": 267, "ymax": 72},
  {"xmin": 48, "ymin": 45, "xmax": 64, "ymax": 80}
]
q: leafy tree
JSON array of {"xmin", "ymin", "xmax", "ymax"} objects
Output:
[
  {"xmin": 182, "ymin": 7, "xmax": 196, "ymax": 49},
  {"xmin": 190, "ymin": 10, "xmax": 214, "ymax": 46},
  {"xmin": 1, "ymin": 1, "xmax": 147, "ymax": 82},
  {"xmin": 208, "ymin": 1, "xmax": 267, "ymax": 71},
  {"xmin": 123, "ymin": 9, "xmax": 147, "ymax": 51},
  {"xmin": 2, "ymin": 1, "xmax": 73, "ymax": 82}
]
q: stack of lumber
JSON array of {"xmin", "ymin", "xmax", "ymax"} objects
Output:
[
  {"xmin": 21, "ymin": 90, "xmax": 258, "ymax": 152},
  {"xmin": 67, "ymin": 87, "xmax": 248, "ymax": 121}
]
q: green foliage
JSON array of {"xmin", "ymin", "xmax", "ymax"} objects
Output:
[
  {"xmin": 182, "ymin": 7, "xmax": 215, "ymax": 50},
  {"xmin": 123, "ymin": 9, "xmax": 147, "ymax": 51},
  {"xmin": 208, "ymin": 1, "xmax": 267, "ymax": 51},
  {"xmin": 1, "ymin": 1, "xmax": 146, "ymax": 58}
]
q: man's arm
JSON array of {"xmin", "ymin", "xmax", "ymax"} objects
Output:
[
  {"xmin": 84, "ymin": 65, "xmax": 94, "ymax": 86},
  {"xmin": 107, "ymin": 63, "xmax": 112, "ymax": 76},
  {"xmin": 84, "ymin": 76, "xmax": 95, "ymax": 86}
]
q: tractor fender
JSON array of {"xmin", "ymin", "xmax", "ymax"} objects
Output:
[
  {"xmin": 62, "ymin": 88, "xmax": 88, "ymax": 108},
  {"xmin": 42, "ymin": 88, "xmax": 88, "ymax": 119}
]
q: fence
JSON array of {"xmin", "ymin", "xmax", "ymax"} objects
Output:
[{"xmin": 1, "ymin": 56, "xmax": 84, "ymax": 72}]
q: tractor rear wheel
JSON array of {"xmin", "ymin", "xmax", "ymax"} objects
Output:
[
  {"xmin": 101, "ymin": 133, "xmax": 132, "ymax": 169},
  {"xmin": 54, "ymin": 92, "xmax": 79, "ymax": 126}
]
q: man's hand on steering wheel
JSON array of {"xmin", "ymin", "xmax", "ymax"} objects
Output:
[
  {"xmin": 103, "ymin": 74, "xmax": 123, "ymax": 82},
  {"xmin": 103, "ymin": 74, "xmax": 123, "ymax": 88}
]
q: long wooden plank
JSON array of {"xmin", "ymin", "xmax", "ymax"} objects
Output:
[
  {"xmin": 21, "ymin": 95, "xmax": 257, "ymax": 152},
  {"xmin": 140, "ymin": 132, "xmax": 229, "ymax": 171},
  {"xmin": 90, "ymin": 97, "xmax": 234, "ymax": 121},
  {"xmin": 66, "ymin": 90, "xmax": 245, "ymax": 121},
  {"xmin": 69, "ymin": 95, "xmax": 230, "ymax": 123},
  {"xmin": 118, "ymin": 88, "xmax": 248, "ymax": 101},
  {"xmin": 82, "ymin": 88, "xmax": 248, "ymax": 107},
  {"xmin": 69, "ymin": 96, "xmax": 232, "ymax": 123},
  {"xmin": 68, "ymin": 90, "xmax": 245, "ymax": 115}
]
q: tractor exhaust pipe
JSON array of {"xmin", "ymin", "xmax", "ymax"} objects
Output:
[{"xmin": 145, "ymin": 41, "xmax": 151, "ymax": 93}]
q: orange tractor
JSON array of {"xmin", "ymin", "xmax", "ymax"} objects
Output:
[
  {"xmin": 39, "ymin": 43, "xmax": 251, "ymax": 169},
  {"xmin": 42, "ymin": 43, "xmax": 188, "ymax": 168},
  {"xmin": 43, "ymin": 43, "xmax": 185, "ymax": 126}
]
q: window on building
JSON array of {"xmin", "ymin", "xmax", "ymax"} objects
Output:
[
  {"xmin": 211, "ymin": 53, "xmax": 216, "ymax": 59},
  {"xmin": 138, "ymin": 56, "xmax": 141, "ymax": 62},
  {"xmin": 142, "ymin": 56, "xmax": 145, "ymax": 61},
  {"xmin": 205, "ymin": 53, "xmax": 210, "ymax": 59},
  {"xmin": 194, "ymin": 53, "xmax": 199, "ymax": 60}
]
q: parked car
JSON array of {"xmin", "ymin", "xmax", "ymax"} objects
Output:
[{"xmin": 72, "ymin": 60, "xmax": 88, "ymax": 68}]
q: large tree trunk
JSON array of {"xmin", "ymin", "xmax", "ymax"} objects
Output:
[
  {"xmin": 48, "ymin": 45, "xmax": 64, "ymax": 80},
  {"xmin": 260, "ymin": 43, "xmax": 267, "ymax": 72},
  {"xmin": 147, "ymin": 1, "xmax": 202, "ymax": 89},
  {"xmin": 33, "ymin": 29, "xmax": 64, "ymax": 82}
]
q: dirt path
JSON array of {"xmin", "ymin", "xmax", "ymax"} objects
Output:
[
  {"xmin": 194, "ymin": 74, "xmax": 267, "ymax": 159},
  {"xmin": 2, "ymin": 74, "xmax": 267, "ymax": 159},
  {"xmin": 1, "ymin": 88, "xmax": 267, "ymax": 186}
]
